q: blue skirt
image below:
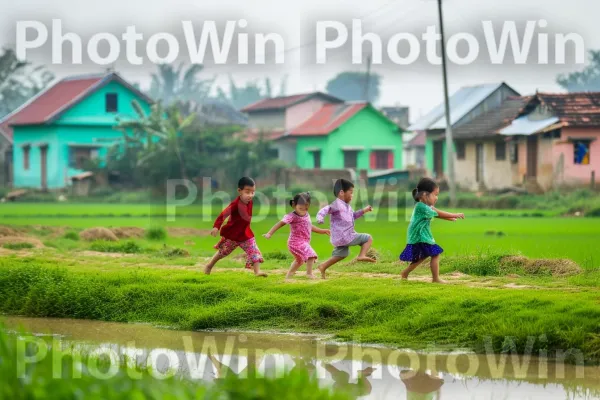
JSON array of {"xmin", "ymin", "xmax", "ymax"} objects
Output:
[{"xmin": 399, "ymin": 243, "xmax": 443, "ymax": 262}]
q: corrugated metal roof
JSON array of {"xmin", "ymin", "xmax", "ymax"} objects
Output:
[
  {"xmin": 498, "ymin": 115, "xmax": 561, "ymax": 136},
  {"xmin": 452, "ymin": 97, "xmax": 530, "ymax": 139},
  {"xmin": 408, "ymin": 83, "xmax": 504, "ymax": 131}
]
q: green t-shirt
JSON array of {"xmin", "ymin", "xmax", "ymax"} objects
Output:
[{"xmin": 407, "ymin": 202, "xmax": 438, "ymax": 245}]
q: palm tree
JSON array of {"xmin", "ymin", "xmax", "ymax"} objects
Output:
[{"xmin": 115, "ymin": 100, "xmax": 196, "ymax": 181}]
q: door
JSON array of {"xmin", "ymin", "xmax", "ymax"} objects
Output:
[
  {"xmin": 40, "ymin": 145, "xmax": 48, "ymax": 191},
  {"xmin": 476, "ymin": 143, "xmax": 484, "ymax": 183},
  {"xmin": 433, "ymin": 141, "xmax": 444, "ymax": 177},
  {"xmin": 526, "ymin": 136, "xmax": 537, "ymax": 178}
]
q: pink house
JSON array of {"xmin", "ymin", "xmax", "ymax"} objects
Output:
[{"xmin": 498, "ymin": 92, "xmax": 600, "ymax": 191}]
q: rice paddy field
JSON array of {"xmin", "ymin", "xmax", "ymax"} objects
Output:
[{"xmin": 0, "ymin": 203, "xmax": 597, "ymax": 269}]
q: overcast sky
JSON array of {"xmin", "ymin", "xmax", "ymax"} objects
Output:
[{"xmin": 1, "ymin": 0, "xmax": 598, "ymax": 122}]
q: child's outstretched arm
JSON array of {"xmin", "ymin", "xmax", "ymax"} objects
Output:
[
  {"xmin": 211, "ymin": 203, "xmax": 233, "ymax": 236},
  {"xmin": 432, "ymin": 207, "xmax": 465, "ymax": 221},
  {"xmin": 316, "ymin": 205, "xmax": 332, "ymax": 224},
  {"xmin": 263, "ymin": 221, "xmax": 286, "ymax": 239},
  {"xmin": 311, "ymin": 226, "xmax": 330, "ymax": 235},
  {"xmin": 353, "ymin": 205, "xmax": 373, "ymax": 220}
]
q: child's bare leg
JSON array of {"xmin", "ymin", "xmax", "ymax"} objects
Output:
[
  {"xmin": 306, "ymin": 258, "xmax": 316, "ymax": 279},
  {"xmin": 430, "ymin": 255, "xmax": 444, "ymax": 283},
  {"xmin": 204, "ymin": 252, "xmax": 224, "ymax": 274},
  {"xmin": 400, "ymin": 258, "xmax": 426, "ymax": 279},
  {"xmin": 317, "ymin": 256, "xmax": 345, "ymax": 279},
  {"xmin": 251, "ymin": 262, "xmax": 268, "ymax": 277},
  {"xmin": 286, "ymin": 259, "xmax": 301, "ymax": 280},
  {"xmin": 356, "ymin": 236, "xmax": 375, "ymax": 262}
]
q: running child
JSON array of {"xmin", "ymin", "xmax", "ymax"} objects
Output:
[
  {"xmin": 204, "ymin": 177, "xmax": 267, "ymax": 277},
  {"xmin": 263, "ymin": 192, "xmax": 330, "ymax": 281},
  {"xmin": 399, "ymin": 177, "xmax": 464, "ymax": 283},
  {"xmin": 316, "ymin": 178, "xmax": 375, "ymax": 279}
]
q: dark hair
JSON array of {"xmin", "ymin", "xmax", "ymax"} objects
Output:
[
  {"xmin": 333, "ymin": 178, "xmax": 354, "ymax": 197},
  {"xmin": 290, "ymin": 192, "xmax": 311, "ymax": 207},
  {"xmin": 238, "ymin": 177, "xmax": 255, "ymax": 190},
  {"xmin": 412, "ymin": 177, "xmax": 438, "ymax": 202}
]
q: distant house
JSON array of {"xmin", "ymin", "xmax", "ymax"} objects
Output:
[
  {"xmin": 408, "ymin": 83, "xmax": 520, "ymax": 179},
  {"xmin": 380, "ymin": 106, "xmax": 410, "ymax": 129},
  {"xmin": 498, "ymin": 92, "xmax": 600, "ymax": 191},
  {"xmin": 403, "ymin": 131, "xmax": 426, "ymax": 170},
  {"xmin": 451, "ymin": 97, "xmax": 529, "ymax": 191},
  {"xmin": 0, "ymin": 72, "xmax": 153, "ymax": 190},
  {"xmin": 240, "ymin": 93, "xmax": 404, "ymax": 174}
]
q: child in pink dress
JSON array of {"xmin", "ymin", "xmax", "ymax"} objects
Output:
[{"xmin": 264, "ymin": 192, "xmax": 330, "ymax": 280}]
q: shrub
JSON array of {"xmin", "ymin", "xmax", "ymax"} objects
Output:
[
  {"xmin": 63, "ymin": 232, "xmax": 79, "ymax": 241},
  {"xmin": 3, "ymin": 242, "xmax": 34, "ymax": 250},
  {"xmin": 90, "ymin": 240, "xmax": 142, "ymax": 254},
  {"xmin": 145, "ymin": 226, "xmax": 167, "ymax": 241}
]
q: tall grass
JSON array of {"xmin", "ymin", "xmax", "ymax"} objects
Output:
[{"xmin": 1, "ymin": 258, "xmax": 599, "ymax": 361}]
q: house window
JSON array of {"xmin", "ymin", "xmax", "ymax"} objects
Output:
[
  {"xmin": 344, "ymin": 151, "xmax": 358, "ymax": 168},
  {"xmin": 510, "ymin": 141, "xmax": 519, "ymax": 164},
  {"xmin": 105, "ymin": 93, "xmax": 118, "ymax": 112},
  {"xmin": 574, "ymin": 140, "xmax": 591, "ymax": 165},
  {"xmin": 370, "ymin": 150, "xmax": 394, "ymax": 170},
  {"xmin": 312, "ymin": 151, "xmax": 321, "ymax": 169},
  {"xmin": 495, "ymin": 142, "xmax": 506, "ymax": 161},
  {"xmin": 69, "ymin": 147, "xmax": 99, "ymax": 169},
  {"xmin": 456, "ymin": 142, "xmax": 466, "ymax": 160},
  {"xmin": 23, "ymin": 145, "xmax": 30, "ymax": 170}
]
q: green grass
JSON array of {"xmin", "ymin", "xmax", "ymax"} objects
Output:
[
  {"xmin": 2, "ymin": 242, "xmax": 35, "ymax": 250},
  {"xmin": 0, "ymin": 324, "xmax": 350, "ymax": 400},
  {"xmin": 1, "ymin": 256, "xmax": 600, "ymax": 362}
]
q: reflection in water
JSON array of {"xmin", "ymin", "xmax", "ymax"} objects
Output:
[
  {"xmin": 3, "ymin": 316, "xmax": 600, "ymax": 400},
  {"xmin": 325, "ymin": 363, "xmax": 375, "ymax": 397},
  {"xmin": 400, "ymin": 370, "xmax": 443, "ymax": 400}
]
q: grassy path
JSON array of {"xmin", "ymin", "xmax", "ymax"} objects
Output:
[{"xmin": 1, "ymin": 247, "xmax": 600, "ymax": 363}]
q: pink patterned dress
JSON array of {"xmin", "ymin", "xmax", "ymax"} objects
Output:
[{"xmin": 282, "ymin": 212, "xmax": 318, "ymax": 264}]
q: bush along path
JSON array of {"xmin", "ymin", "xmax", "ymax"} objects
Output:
[{"xmin": 1, "ymin": 254, "xmax": 600, "ymax": 364}]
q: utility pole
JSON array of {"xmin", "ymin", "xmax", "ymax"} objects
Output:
[
  {"xmin": 437, "ymin": 0, "xmax": 457, "ymax": 207},
  {"xmin": 364, "ymin": 53, "xmax": 372, "ymax": 102}
]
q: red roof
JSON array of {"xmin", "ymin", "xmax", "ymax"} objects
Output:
[
  {"xmin": 534, "ymin": 92, "xmax": 600, "ymax": 127},
  {"xmin": 240, "ymin": 92, "xmax": 343, "ymax": 112},
  {"xmin": 287, "ymin": 103, "xmax": 368, "ymax": 136},
  {"xmin": 0, "ymin": 73, "xmax": 153, "ymax": 141}
]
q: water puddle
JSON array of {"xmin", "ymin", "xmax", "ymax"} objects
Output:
[{"xmin": 3, "ymin": 316, "xmax": 599, "ymax": 399}]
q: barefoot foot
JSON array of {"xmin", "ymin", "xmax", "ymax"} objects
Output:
[
  {"xmin": 356, "ymin": 257, "xmax": 376, "ymax": 263},
  {"xmin": 318, "ymin": 266, "xmax": 327, "ymax": 279},
  {"xmin": 255, "ymin": 272, "xmax": 268, "ymax": 277},
  {"xmin": 204, "ymin": 266, "xmax": 212, "ymax": 275},
  {"xmin": 306, "ymin": 274, "xmax": 316, "ymax": 280},
  {"xmin": 432, "ymin": 279, "xmax": 446, "ymax": 284}
]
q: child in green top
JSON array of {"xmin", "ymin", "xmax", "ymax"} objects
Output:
[{"xmin": 399, "ymin": 178, "xmax": 464, "ymax": 283}]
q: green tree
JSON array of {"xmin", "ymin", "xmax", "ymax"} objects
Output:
[
  {"xmin": 325, "ymin": 71, "xmax": 381, "ymax": 103},
  {"xmin": 557, "ymin": 50, "xmax": 600, "ymax": 92},
  {"xmin": 0, "ymin": 48, "xmax": 54, "ymax": 118},
  {"xmin": 216, "ymin": 75, "xmax": 288, "ymax": 110}
]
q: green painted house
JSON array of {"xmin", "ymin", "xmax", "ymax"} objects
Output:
[
  {"xmin": 241, "ymin": 93, "xmax": 404, "ymax": 173},
  {"xmin": 0, "ymin": 72, "xmax": 153, "ymax": 190}
]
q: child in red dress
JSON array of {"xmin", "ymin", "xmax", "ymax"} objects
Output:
[{"xmin": 204, "ymin": 177, "xmax": 267, "ymax": 277}]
